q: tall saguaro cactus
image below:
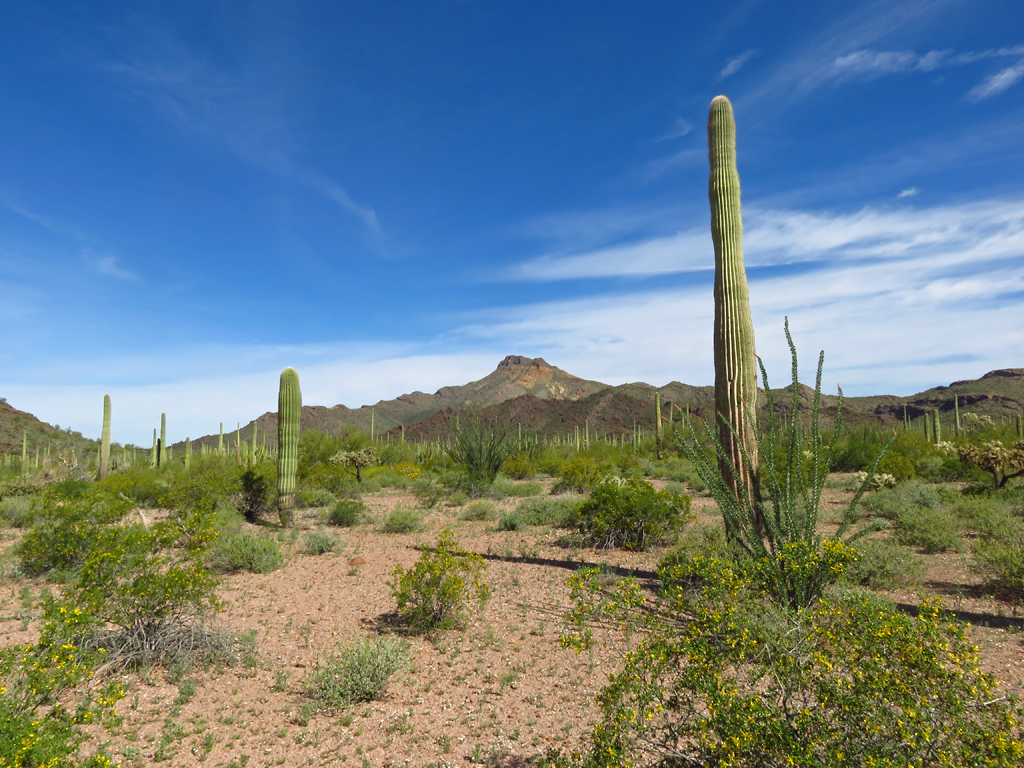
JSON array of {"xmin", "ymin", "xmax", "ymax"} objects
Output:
[
  {"xmin": 99, "ymin": 394, "xmax": 111, "ymax": 480},
  {"xmin": 159, "ymin": 413, "xmax": 167, "ymax": 467},
  {"xmin": 708, "ymin": 95, "xmax": 759, "ymax": 510},
  {"xmin": 277, "ymin": 367, "xmax": 301, "ymax": 527}
]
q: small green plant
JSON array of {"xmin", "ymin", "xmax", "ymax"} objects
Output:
[
  {"xmin": 296, "ymin": 487, "xmax": 336, "ymax": 508},
  {"xmin": 894, "ymin": 504, "xmax": 964, "ymax": 554},
  {"xmin": 301, "ymin": 529, "xmax": 340, "ymax": 555},
  {"xmin": 237, "ymin": 465, "xmax": 275, "ymax": 523},
  {"xmin": 207, "ymin": 532, "xmax": 284, "ymax": 574},
  {"xmin": 496, "ymin": 511, "xmax": 523, "ymax": 531},
  {"xmin": 576, "ymin": 477, "xmax": 692, "ymax": 550},
  {"xmin": 842, "ymin": 537, "xmax": 924, "ymax": 590},
  {"xmin": 327, "ymin": 498, "xmax": 366, "ymax": 527},
  {"xmin": 973, "ymin": 528, "xmax": 1024, "ymax": 599},
  {"xmin": 446, "ymin": 411, "xmax": 514, "ymax": 493},
  {"xmin": 390, "ymin": 530, "xmax": 490, "ymax": 632},
  {"xmin": 508, "ymin": 480, "xmax": 545, "ymax": 497},
  {"xmin": 460, "ymin": 499, "xmax": 498, "ymax": 521},
  {"xmin": 379, "ymin": 507, "xmax": 422, "ymax": 533},
  {"xmin": 304, "ymin": 636, "xmax": 410, "ymax": 709},
  {"xmin": 515, "ymin": 496, "xmax": 582, "ymax": 528}
]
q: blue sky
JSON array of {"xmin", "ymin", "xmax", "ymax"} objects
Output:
[{"xmin": 1, "ymin": 0, "xmax": 1022, "ymax": 445}]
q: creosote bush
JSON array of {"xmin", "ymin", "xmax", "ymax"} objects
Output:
[
  {"xmin": 301, "ymin": 529, "xmax": 340, "ymax": 555},
  {"xmin": 327, "ymin": 498, "xmax": 366, "ymax": 527},
  {"xmin": 390, "ymin": 529, "xmax": 490, "ymax": 632},
  {"xmin": 304, "ymin": 635, "xmax": 410, "ymax": 709},
  {"xmin": 378, "ymin": 506, "xmax": 422, "ymax": 533},
  {"xmin": 576, "ymin": 477, "xmax": 692, "ymax": 550}
]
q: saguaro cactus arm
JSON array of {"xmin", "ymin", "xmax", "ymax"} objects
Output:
[
  {"xmin": 709, "ymin": 95, "xmax": 759, "ymax": 509},
  {"xmin": 99, "ymin": 394, "xmax": 111, "ymax": 480}
]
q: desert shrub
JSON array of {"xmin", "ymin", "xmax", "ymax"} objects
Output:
[
  {"xmin": 390, "ymin": 530, "xmax": 490, "ymax": 632},
  {"xmin": 973, "ymin": 530, "xmax": 1024, "ymax": 599},
  {"xmin": 17, "ymin": 487, "xmax": 133, "ymax": 577},
  {"xmin": 658, "ymin": 522, "xmax": 736, "ymax": 590},
  {"xmin": 552, "ymin": 457, "xmax": 601, "ymax": 494},
  {"xmin": 860, "ymin": 480, "xmax": 943, "ymax": 521},
  {"xmin": 553, "ymin": 561, "xmax": 1024, "ymax": 768},
  {"xmin": 662, "ymin": 480, "xmax": 688, "ymax": 496},
  {"xmin": 843, "ymin": 536, "xmax": 924, "ymax": 590},
  {"xmin": 236, "ymin": 464, "xmax": 275, "ymax": 522},
  {"xmin": 444, "ymin": 490, "xmax": 469, "ymax": 507},
  {"xmin": 644, "ymin": 457, "xmax": 694, "ymax": 482},
  {"xmin": 379, "ymin": 507, "xmax": 421, "ymax": 533},
  {"xmin": 296, "ymin": 487, "xmax": 336, "ymax": 508},
  {"xmin": 301, "ymin": 464, "xmax": 361, "ymax": 496},
  {"xmin": 364, "ymin": 466, "xmax": 409, "ymax": 489},
  {"xmin": 301, "ymin": 529, "xmax": 340, "ymax": 555},
  {"xmin": 95, "ymin": 466, "xmax": 166, "ymax": 507},
  {"xmin": 207, "ymin": 532, "xmax": 284, "ymax": 573},
  {"xmin": 327, "ymin": 498, "xmax": 366, "ymax": 527},
  {"xmin": 161, "ymin": 460, "xmax": 236, "ymax": 515},
  {"xmin": 0, "ymin": 608, "xmax": 125, "ymax": 768},
  {"xmin": 515, "ymin": 496, "xmax": 582, "ymax": 528},
  {"xmin": 894, "ymin": 504, "xmax": 964, "ymax": 553},
  {"xmin": 485, "ymin": 475, "xmax": 515, "ymax": 499},
  {"xmin": 460, "ymin": 500, "xmax": 499, "ymax": 521},
  {"xmin": 496, "ymin": 511, "xmax": 523, "ymax": 531},
  {"xmin": 411, "ymin": 477, "xmax": 446, "ymax": 509},
  {"xmin": 577, "ymin": 478, "xmax": 692, "ymax": 550},
  {"xmin": 877, "ymin": 450, "xmax": 917, "ymax": 481},
  {"xmin": 503, "ymin": 453, "xmax": 538, "ymax": 479},
  {"xmin": 508, "ymin": 480, "xmax": 544, "ymax": 497},
  {"xmin": 0, "ymin": 495, "xmax": 35, "ymax": 527},
  {"xmin": 304, "ymin": 636, "xmax": 410, "ymax": 709}
]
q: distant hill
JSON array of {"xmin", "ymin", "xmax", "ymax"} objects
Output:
[
  {"xmin": 4, "ymin": 360, "xmax": 1021, "ymax": 457},
  {"xmin": 0, "ymin": 396, "xmax": 98, "ymax": 459},
  {"xmin": 177, "ymin": 360, "xmax": 1024, "ymax": 451}
]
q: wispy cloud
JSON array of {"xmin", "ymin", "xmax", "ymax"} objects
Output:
[
  {"xmin": 657, "ymin": 118, "xmax": 693, "ymax": 141},
  {"xmin": 104, "ymin": 28, "xmax": 381, "ymax": 236},
  {"xmin": 720, "ymin": 49, "xmax": 757, "ymax": 79},
  {"xmin": 897, "ymin": 187, "xmax": 919, "ymax": 198},
  {"xmin": 507, "ymin": 198, "xmax": 1024, "ymax": 281},
  {"xmin": 89, "ymin": 255, "xmax": 136, "ymax": 281},
  {"xmin": 966, "ymin": 58, "xmax": 1024, "ymax": 101}
]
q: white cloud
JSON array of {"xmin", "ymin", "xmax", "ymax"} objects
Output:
[
  {"xmin": 506, "ymin": 199, "xmax": 1024, "ymax": 280},
  {"xmin": 720, "ymin": 49, "xmax": 758, "ymax": 79},
  {"xmin": 830, "ymin": 49, "xmax": 919, "ymax": 78},
  {"xmin": 90, "ymin": 255, "xmax": 136, "ymax": 281},
  {"xmin": 966, "ymin": 59, "xmax": 1024, "ymax": 101},
  {"xmin": 897, "ymin": 187, "xmax": 919, "ymax": 198},
  {"xmin": 658, "ymin": 118, "xmax": 693, "ymax": 141}
]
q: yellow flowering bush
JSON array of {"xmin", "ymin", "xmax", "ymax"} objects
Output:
[
  {"xmin": 0, "ymin": 607, "xmax": 124, "ymax": 768},
  {"xmin": 552, "ymin": 557, "xmax": 1023, "ymax": 768}
]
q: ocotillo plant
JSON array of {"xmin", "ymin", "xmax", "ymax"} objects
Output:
[
  {"xmin": 708, "ymin": 95, "xmax": 759, "ymax": 513},
  {"xmin": 277, "ymin": 367, "xmax": 301, "ymax": 527},
  {"xmin": 99, "ymin": 394, "xmax": 111, "ymax": 480}
]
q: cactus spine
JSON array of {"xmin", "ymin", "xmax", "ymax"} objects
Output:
[
  {"xmin": 708, "ymin": 95, "xmax": 759, "ymax": 510},
  {"xmin": 100, "ymin": 394, "xmax": 111, "ymax": 480},
  {"xmin": 277, "ymin": 367, "xmax": 301, "ymax": 527}
]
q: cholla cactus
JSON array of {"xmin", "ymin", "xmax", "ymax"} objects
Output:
[
  {"xmin": 854, "ymin": 470, "xmax": 897, "ymax": 490},
  {"xmin": 960, "ymin": 412, "xmax": 995, "ymax": 433},
  {"xmin": 935, "ymin": 440, "xmax": 957, "ymax": 455},
  {"xmin": 331, "ymin": 447, "xmax": 379, "ymax": 483},
  {"xmin": 957, "ymin": 439, "xmax": 1024, "ymax": 488}
]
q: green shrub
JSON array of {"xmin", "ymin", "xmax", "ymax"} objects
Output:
[
  {"xmin": 379, "ymin": 507, "xmax": 422, "ymax": 533},
  {"xmin": 485, "ymin": 476, "xmax": 515, "ymax": 500},
  {"xmin": 445, "ymin": 490, "xmax": 469, "ymax": 507},
  {"xmin": 878, "ymin": 450, "xmax": 917, "ymax": 481},
  {"xmin": 508, "ymin": 480, "xmax": 545, "ymax": 497},
  {"xmin": 304, "ymin": 636, "xmax": 410, "ymax": 709},
  {"xmin": 555, "ymin": 561, "xmax": 1024, "ymax": 768},
  {"xmin": 496, "ymin": 511, "xmax": 523, "ymax": 531},
  {"xmin": 95, "ymin": 467, "xmax": 165, "ymax": 507},
  {"xmin": 296, "ymin": 487, "xmax": 337, "ymax": 508},
  {"xmin": 576, "ymin": 478, "xmax": 692, "ymax": 550},
  {"xmin": 843, "ymin": 537, "xmax": 924, "ymax": 590},
  {"xmin": 0, "ymin": 495, "xmax": 35, "ymax": 527},
  {"xmin": 301, "ymin": 529, "xmax": 340, "ymax": 555},
  {"xmin": 460, "ymin": 500, "xmax": 498, "ymax": 521},
  {"xmin": 973, "ymin": 532, "xmax": 1024, "ymax": 599},
  {"xmin": 327, "ymin": 498, "xmax": 366, "ymax": 527},
  {"xmin": 894, "ymin": 505, "xmax": 964, "ymax": 553},
  {"xmin": 207, "ymin": 533, "xmax": 284, "ymax": 573},
  {"xmin": 515, "ymin": 496, "xmax": 582, "ymax": 528},
  {"xmin": 446, "ymin": 411, "xmax": 514, "ymax": 493},
  {"xmin": 390, "ymin": 530, "xmax": 490, "ymax": 632},
  {"xmin": 503, "ymin": 453, "xmax": 538, "ymax": 480},
  {"xmin": 17, "ymin": 487, "xmax": 132, "ymax": 577},
  {"xmin": 236, "ymin": 464, "xmax": 275, "ymax": 522},
  {"xmin": 658, "ymin": 523, "xmax": 735, "ymax": 590},
  {"xmin": 861, "ymin": 480, "xmax": 943, "ymax": 521},
  {"xmin": 552, "ymin": 457, "xmax": 601, "ymax": 494}
]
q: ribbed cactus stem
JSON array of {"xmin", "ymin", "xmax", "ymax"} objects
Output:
[
  {"xmin": 21, "ymin": 431, "xmax": 27, "ymax": 477},
  {"xmin": 933, "ymin": 409, "xmax": 942, "ymax": 443},
  {"xmin": 709, "ymin": 95, "xmax": 759, "ymax": 509},
  {"xmin": 100, "ymin": 394, "xmax": 111, "ymax": 480},
  {"xmin": 151, "ymin": 429, "xmax": 157, "ymax": 468},
  {"xmin": 954, "ymin": 396, "xmax": 961, "ymax": 435},
  {"xmin": 655, "ymin": 391, "xmax": 663, "ymax": 459},
  {"xmin": 277, "ymin": 367, "xmax": 301, "ymax": 527},
  {"xmin": 185, "ymin": 437, "xmax": 191, "ymax": 470},
  {"xmin": 235, "ymin": 423, "xmax": 241, "ymax": 465},
  {"xmin": 218, "ymin": 423, "xmax": 224, "ymax": 456},
  {"xmin": 158, "ymin": 413, "xmax": 166, "ymax": 467}
]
